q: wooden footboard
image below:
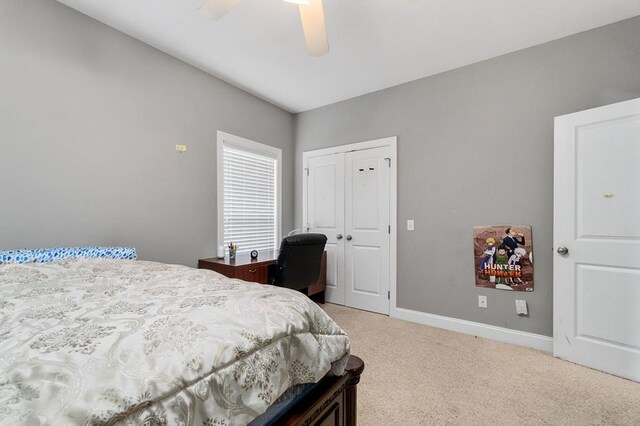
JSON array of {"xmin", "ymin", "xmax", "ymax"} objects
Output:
[{"xmin": 279, "ymin": 355, "xmax": 365, "ymax": 426}]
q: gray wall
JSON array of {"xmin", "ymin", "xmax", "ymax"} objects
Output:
[
  {"xmin": 294, "ymin": 16, "xmax": 640, "ymax": 336},
  {"xmin": 0, "ymin": 0, "xmax": 295, "ymax": 267}
]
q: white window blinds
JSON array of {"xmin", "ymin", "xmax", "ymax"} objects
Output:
[{"xmin": 222, "ymin": 143, "xmax": 278, "ymax": 254}]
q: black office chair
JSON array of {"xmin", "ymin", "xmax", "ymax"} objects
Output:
[{"xmin": 268, "ymin": 233, "xmax": 327, "ymax": 293}]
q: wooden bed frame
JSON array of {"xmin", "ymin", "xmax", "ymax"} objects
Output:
[{"xmin": 277, "ymin": 355, "xmax": 365, "ymax": 426}]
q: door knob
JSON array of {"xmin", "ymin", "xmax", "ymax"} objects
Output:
[
  {"xmin": 336, "ymin": 234, "xmax": 343, "ymax": 240},
  {"xmin": 557, "ymin": 246, "xmax": 569, "ymax": 255},
  {"xmin": 346, "ymin": 235, "xmax": 353, "ymax": 241}
]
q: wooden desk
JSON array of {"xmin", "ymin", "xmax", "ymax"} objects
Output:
[{"xmin": 198, "ymin": 250, "xmax": 326, "ymax": 303}]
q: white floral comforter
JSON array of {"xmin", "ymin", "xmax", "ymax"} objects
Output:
[{"xmin": 0, "ymin": 259, "xmax": 350, "ymax": 426}]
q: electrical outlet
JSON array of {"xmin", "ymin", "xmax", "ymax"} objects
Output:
[
  {"xmin": 176, "ymin": 144, "xmax": 187, "ymax": 153},
  {"xmin": 478, "ymin": 295, "xmax": 487, "ymax": 308},
  {"xmin": 407, "ymin": 220, "xmax": 415, "ymax": 231},
  {"xmin": 516, "ymin": 299, "xmax": 528, "ymax": 315}
]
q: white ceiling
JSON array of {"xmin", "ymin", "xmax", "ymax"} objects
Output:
[{"xmin": 57, "ymin": 0, "xmax": 640, "ymax": 113}]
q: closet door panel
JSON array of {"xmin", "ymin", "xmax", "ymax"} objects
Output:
[
  {"xmin": 344, "ymin": 147, "xmax": 390, "ymax": 314},
  {"xmin": 306, "ymin": 153, "xmax": 346, "ymax": 305}
]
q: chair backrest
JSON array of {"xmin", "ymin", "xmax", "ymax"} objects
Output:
[{"xmin": 273, "ymin": 233, "xmax": 327, "ymax": 290}]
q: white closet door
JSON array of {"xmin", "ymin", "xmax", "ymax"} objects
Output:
[
  {"xmin": 344, "ymin": 147, "xmax": 390, "ymax": 314},
  {"xmin": 306, "ymin": 153, "xmax": 345, "ymax": 305}
]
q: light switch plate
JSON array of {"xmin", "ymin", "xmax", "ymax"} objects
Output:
[
  {"xmin": 407, "ymin": 219, "xmax": 415, "ymax": 231},
  {"xmin": 515, "ymin": 299, "xmax": 528, "ymax": 315}
]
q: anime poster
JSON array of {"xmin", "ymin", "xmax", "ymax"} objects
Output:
[{"xmin": 474, "ymin": 225, "xmax": 534, "ymax": 292}]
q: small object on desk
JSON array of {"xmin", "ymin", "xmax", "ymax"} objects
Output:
[
  {"xmin": 217, "ymin": 245, "xmax": 225, "ymax": 259},
  {"xmin": 250, "ymin": 250, "xmax": 258, "ymax": 260},
  {"xmin": 228, "ymin": 243, "xmax": 236, "ymax": 260}
]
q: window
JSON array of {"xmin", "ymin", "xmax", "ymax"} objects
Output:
[{"xmin": 217, "ymin": 132, "xmax": 282, "ymax": 254}]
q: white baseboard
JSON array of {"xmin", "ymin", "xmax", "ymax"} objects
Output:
[{"xmin": 391, "ymin": 307, "xmax": 553, "ymax": 353}]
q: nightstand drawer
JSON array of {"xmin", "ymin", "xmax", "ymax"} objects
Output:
[{"xmin": 235, "ymin": 264, "xmax": 269, "ymax": 284}]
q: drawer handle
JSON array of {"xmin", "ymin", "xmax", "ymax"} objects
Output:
[{"xmin": 248, "ymin": 269, "xmax": 257, "ymax": 273}]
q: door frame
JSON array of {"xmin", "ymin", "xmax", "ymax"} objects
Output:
[{"xmin": 302, "ymin": 136, "xmax": 397, "ymax": 314}]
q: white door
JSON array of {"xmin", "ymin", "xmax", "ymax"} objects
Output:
[
  {"xmin": 554, "ymin": 97, "xmax": 640, "ymax": 382},
  {"xmin": 306, "ymin": 153, "xmax": 345, "ymax": 305},
  {"xmin": 344, "ymin": 147, "xmax": 391, "ymax": 314}
]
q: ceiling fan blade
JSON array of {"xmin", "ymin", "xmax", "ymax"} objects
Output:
[
  {"xmin": 199, "ymin": 0, "xmax": 241, "ymax": 21},
  {"xmin": 298, "ymin": 0, "xmax": 329, "ymax": 57}
]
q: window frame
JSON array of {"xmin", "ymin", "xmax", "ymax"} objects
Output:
[{"xmin": 216, "ymin": 131, "xmax": 282, "ymax": 254}]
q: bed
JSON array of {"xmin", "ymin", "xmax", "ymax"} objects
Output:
[{"xmin": 0, "ymin": 247, "xmax": 364, "ymax": 425}]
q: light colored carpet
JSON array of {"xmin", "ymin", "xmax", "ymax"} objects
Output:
[{"xmin": 321, "ymin": 303, "xmax": 640, "ymax": 426}]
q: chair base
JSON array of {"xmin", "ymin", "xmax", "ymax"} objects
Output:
[{"xmin": 309, "ymin": 290, "xmax": 325, "ymax": 304}]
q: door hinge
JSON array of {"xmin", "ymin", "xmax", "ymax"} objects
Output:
[
  {"xmin": 385, "ymin": 157, "xmax": 391, "ymax": 167},
  {"xmin": 388, "ymin": 225, "xmax": 391, "ymax": 234},
  {"xmin": 305, "ymin": 168, "xmax": 309, "ymax": 176},
  {"xmin": 388, "ymin": 290, "xmax": 390, "ymax": 300}
]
